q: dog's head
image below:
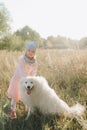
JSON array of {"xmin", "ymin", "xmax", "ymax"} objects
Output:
[{"xmin": 20, "ymin": 76, "xmax": 35, "ymax": 95}]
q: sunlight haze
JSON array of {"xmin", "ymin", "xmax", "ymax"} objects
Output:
[{"xmin": 1, "ymin": 0, "xmax": 87, "ymax": 40}]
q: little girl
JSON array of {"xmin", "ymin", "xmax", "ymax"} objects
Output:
[{"xmin": 7, "ymin": 41, "xmax": 38, "ymax": 119}]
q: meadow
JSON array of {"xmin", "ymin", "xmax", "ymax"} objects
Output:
[{"xmin": 0, "ymin": 49, "xmax": 87, "ymax": 130}]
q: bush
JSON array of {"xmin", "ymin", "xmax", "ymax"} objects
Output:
[{"xmin": 0, "ymin": 34, "xmax": 25, "ymax": 51}]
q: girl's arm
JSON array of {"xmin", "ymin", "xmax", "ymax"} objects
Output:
[{"xmin": 13, "ymin": 57, "xmax": 26, "ymax": 78}]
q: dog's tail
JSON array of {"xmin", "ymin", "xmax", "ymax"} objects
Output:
[{"xmin": 67, "ymin": 103, "xmax": 85, "ymax": 118}]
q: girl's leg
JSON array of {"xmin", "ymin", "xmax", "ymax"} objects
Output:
[
  {"xmin": 10, "ymin": 99, "xmax": 17, "ymax": 119},
  {"xmin": 11, "ymin": 99, "xmax": 16, "ymax": 111}
]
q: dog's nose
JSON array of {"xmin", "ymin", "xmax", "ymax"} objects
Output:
[{"xmin": 27, "ymin": 86, "xmax": 30, "ymax": 89}]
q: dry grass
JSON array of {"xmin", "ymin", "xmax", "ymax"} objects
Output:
[{"xmin": 0, "ymin": 49, "xmax": 87, "ymax": 130}]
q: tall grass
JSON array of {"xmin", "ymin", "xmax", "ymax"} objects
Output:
[{"xmin": 0, "ymin": 49, "xmax": 87, "ymax": 130}]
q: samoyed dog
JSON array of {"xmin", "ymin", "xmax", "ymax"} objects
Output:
[{"xmin": 19, "ymin": 76, "xmax": 85, "ymax": 119}]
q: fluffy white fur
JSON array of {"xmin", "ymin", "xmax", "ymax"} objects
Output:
[{"xmin": 19, "ymin": 76, "xmax": 85, "ymax": 119}]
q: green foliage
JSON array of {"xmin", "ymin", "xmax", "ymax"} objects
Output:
[
  {"xmin": 0, "ymin": 3, "xmax": 10, "ymax": 36},
  {"xmin": 0, "ymin": 24, "xmax": 44, "ymax": 51},
  {"xmin": 45, "ymin": 35, "xmax": 79, "ymax": 49},
  {"xmin": 15, "ymin": 26, "xmax": 43, "ymax": 46},
  {"xmin": 0, "ymin": 34, "xmax": 25, "ymax": 51},
  {"xmin": 0, "ymin": 2, "xmax": 87, "ymax": 50}
]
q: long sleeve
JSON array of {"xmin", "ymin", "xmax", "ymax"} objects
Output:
[{"xmin": 13, "ymin": 58, "xmax": 26, "ymax": 78}]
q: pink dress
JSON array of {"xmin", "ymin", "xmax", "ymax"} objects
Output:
[{"xmin": 7, "ymin": 56, "xmax": 37, "ymax": 102}]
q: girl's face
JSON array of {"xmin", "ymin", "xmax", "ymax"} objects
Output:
[{"xmin": 26, "ymin": 49, "xmax": 35, "ymax": 59}]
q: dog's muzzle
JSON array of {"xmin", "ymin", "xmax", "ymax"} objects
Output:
[
  {"xmin": 26, "ymin": 86, "xmax": 33, "ymax": 95},
  {"xmin": 26, "ymin": 86, "xmax": 31, "ymax": 95}
]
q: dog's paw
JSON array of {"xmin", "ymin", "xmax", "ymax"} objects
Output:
[{"xmin": 24, "ymin": 108, "xmax": 31, "ymax": 121}]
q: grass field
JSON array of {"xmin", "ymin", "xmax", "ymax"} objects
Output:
[{"xmin": 0, "ymin": 49, "xmax": 87, "ymax": 130}]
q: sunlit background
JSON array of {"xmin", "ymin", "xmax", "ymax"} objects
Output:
[{"xmin": 1, "ymin": 0, "xmax": 87, "ymax": 40}]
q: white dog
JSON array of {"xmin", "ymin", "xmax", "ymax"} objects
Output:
[{"xmin": 19, "ymin": 76, "xmax": 85, "ymax": 119}]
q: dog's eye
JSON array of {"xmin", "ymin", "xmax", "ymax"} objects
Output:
[
  {"xmin": 30, "ymin": 81, "xmax": 33, "ymax": 84},
  {"xmin": 25, "ymin": 81, "xmax": 27, "ymax": 84}
]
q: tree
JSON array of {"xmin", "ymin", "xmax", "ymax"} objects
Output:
[
  {"xmin": 15, "ymin": 25, "xmax": 44, "ymax": 47},
  {"xmin": 0, "ymin": 3, "xmax": 10, "ymax": 37},
  {"xmin": 15, "ymin": 26, "xmax": 40, "ymax": 40}
]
